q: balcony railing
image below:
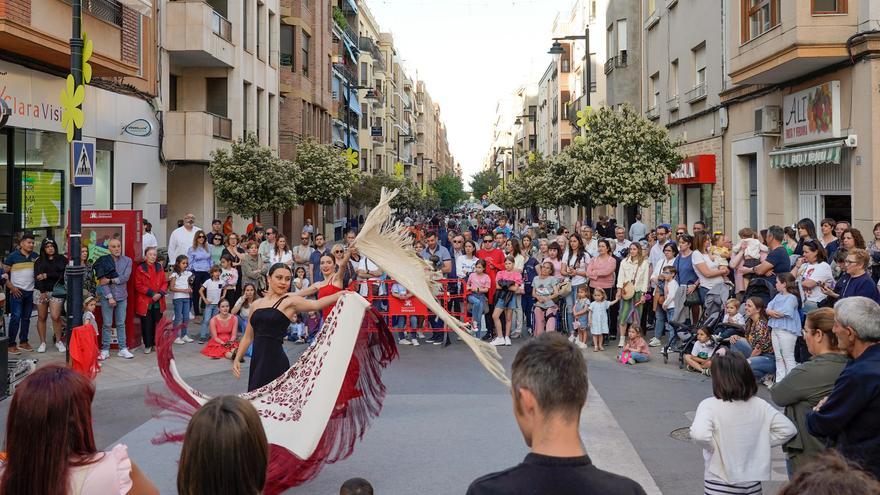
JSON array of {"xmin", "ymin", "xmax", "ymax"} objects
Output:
[
  {"xmin": 280, "ymin": 53, "xmax": 294, "ymax": 68},
  {"xmin": 359, "ymin": 36, "xmax": 385, "ymax": 70},
  {"xmin": 333, "ymin": 62, "xmax": 358, "ymax": 85},
  {"xmin": 212, "ymin": 114, "xmax": 232, "ymax": 140},
  {"xmin": 685, "ymin": 82, "xmax": 708, "ymax": 103},
  {"xmin": 645, "ymin": 106, "xmax": 659, "ymax": 120},
  {"xmin": 211, "ymin": 10, "xmax": 232, "ymax": 42},
  {"xmin": 604, "ymin": 56, "xmax": 615, "ymax": 74},
  {"xmin": 667, "ymin": 95, "xmax": 679, "ymax": 111},
  {"xmin": 62, "ymin": 0, "xmax": 123, "ymax": 26}
]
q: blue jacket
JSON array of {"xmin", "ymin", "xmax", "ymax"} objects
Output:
[
  {"xmin": 807, "ymin": 344, "xmax": 880, "ymax": 479},
  {"xmin": 97, "ymin": 254, "xmax": 132, "ymax": 301}
]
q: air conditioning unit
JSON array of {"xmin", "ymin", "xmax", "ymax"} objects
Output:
[{"xmin": 754, "ymin": 105, "xmax": 781, "ymax": 135}]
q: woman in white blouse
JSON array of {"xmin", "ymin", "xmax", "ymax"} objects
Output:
[
  {"xmin": 690, "ymin": 354, "xmax": 796, "ymax": 495},
  {"xmin": 457, "ymin": 240, "xmax": 479, "ymax": 282},
  {"xmin": 793, "ymin": 240, "xmax": 833, "ymax": 314}
]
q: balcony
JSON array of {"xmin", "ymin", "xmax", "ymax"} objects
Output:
[
  {"xmin": 685, "ymin": 82, "xmax": 707, "ymax": 103},
  {"xmin": 59, "ymin": 0, "xmax": 122, "ymax": 26},
  {"xmin": 333, "ymin": 62, "xmax": 358, "ymax": 85},
  {"xmin": 644, "ymin": 10, "xmax": 659, "ymax": 30},
  {"xmin": 165, "ymin": 0, "xmax": 234, "ymax": 67},
  {"xmin": 666, "ymin": 95, "xmax": 679, "ymax": 111},
  {"xmin": 163, "ymin": 111, "xmax": 233, "ymax": 162},
  {"xmin": 359, "ymin": 36, "xmax": 385, "ymax": 70},
  {"xmin": 604, "ymin": 56, "xmax": 615, "ymax": 74},
  {"xmin": 415, "ymin": 122, "xmax": 426, "ymax": 135},
  {"xmin": 645, "ymin": 105, "xmax": 659, "ymax": 120}
]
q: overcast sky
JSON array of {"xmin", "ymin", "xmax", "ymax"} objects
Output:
[{"xmin": 367, "ymin": 0, "xmax": 575, "ymax": 183}]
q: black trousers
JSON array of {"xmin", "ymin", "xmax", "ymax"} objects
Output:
[
  {"xmin": 191, "ymin": 270, "xmax": 210, "ymax": 316},
  {"xmin": 140, "ymin": 305, "xmax": 162, "ymax": 348}
]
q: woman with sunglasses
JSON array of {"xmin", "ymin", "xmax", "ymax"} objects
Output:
[{"xmin": 188, "ymin": 230, "xmax": 212, "ymax": 320}]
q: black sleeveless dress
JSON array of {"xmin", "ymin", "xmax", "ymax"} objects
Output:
[{"xmin": 247, "ymin": 295, "xmax": 292, "ymax": 391}]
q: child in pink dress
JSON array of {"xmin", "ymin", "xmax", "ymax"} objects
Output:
[{"xmin": 201, "ymin": 299, "xmax": 239, "ymax": 359}]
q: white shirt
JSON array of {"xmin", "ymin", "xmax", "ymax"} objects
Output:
[
  {"xmin": 583, "ymin": 238, "xmax": 599, "ymax": 258},
  {"xmin": 142, "ymin": 231, "xmax": 158, "ymax": 254},
  {"xmin": 456, "ymin": 254, "xmax": 478, "ymax": 280},
  {"xmin": 170, "ymin": 270, "xmax": 193, "ymax": 300},
  {"xmin": 797, "ymin": 261, "xmax": 833, "ymax": 303},
  {"xmin": 351, "ymin": 256, "xmax": 380, "ymax": 297},
  {"xmin": 562, "ymin": 250, "xmax": 590, "ymax": 286},
  {"xmin": 269, "ymin": 249, "xmax": 293, "ymax": 266},
  {"xmin": 201, "ymin": 278, "xmax": 225, "ymax": 305},
  {"xmin": 167, "ymin": 225, "xmax": 200, "ymax": 265},
  {"xmin": 662, "ymin": 279, "xmax": 679, "ymax": 310},
  {"xmin": 629, "ymin": 220, "xmax": 648, "ymax": 242},
  {"xmin": 649, "ymin": 242, "xmax": 667, "ymax": 275},
  {"xmin": 612, "ymin": 238, "xmax": 632, "ymax": 258},
  {"xmin": 690, "ymin": 397, "xmax": 796, "ymax": 484},
  {"xmin": 692, "ymin": 250, "xmax": 724, "ymax": 289}
]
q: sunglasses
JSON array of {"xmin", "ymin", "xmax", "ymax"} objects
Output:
[
  {"xmin": 197, "ymin": 235, "xmax": 206, "ymax": 239},
  {"xmin": 333, "ymin": 250, "xmax": 343, "ymax": 254}
]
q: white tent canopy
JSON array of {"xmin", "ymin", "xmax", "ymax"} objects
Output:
[{"xmin": 483, "ymin": 204, "xmax": 503, "ymax": 212}]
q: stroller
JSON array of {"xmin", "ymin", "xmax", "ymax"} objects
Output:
[
  {"xmin": 742, "ymin": 276, "xmax": 776, "ymax": 306},
  {"xmin": 662, "ymin": 285, "xmax": 730, "ymax": 368}
]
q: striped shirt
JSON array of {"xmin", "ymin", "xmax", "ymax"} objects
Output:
[
  {"xmin": 704, "ymin": 479, "xmax": 762, "ymax": 495},
  {"xmin": 3, "ymin": 250, "xmax": 38, "ymax": 292}
]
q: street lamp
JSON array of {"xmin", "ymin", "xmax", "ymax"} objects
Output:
[{"xmin": 513, "ymin": 113, "xmax": 534, "ymax": 163}]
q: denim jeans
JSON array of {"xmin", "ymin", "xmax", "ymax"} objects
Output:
[
  {"xmin": 237, "ymin": 314, "xmax": 248, "ymax": 336},
  {"xmin": 100, "ymin": 297, "xmax": 128, "ymax": 351},
  {"xmin": 200, "ymin": 304, "xmax": 219, "ymax": 339},
  {"xmin": 654, "ymin": 306, "xmax": 668, "ymax": 340},
  {"xmin": 8, "ymin": 290, "xmax": 34, "ymax": 345},
  {"xmin": 393, "ymin": 315, "xmax": 419, "ymax": 340},
  {"xmin": 521, "ymin": 290, "xmax": 534, "ymax": 331},
  {"xmin": 467, "ymin": 293, "xmax": 487, "ymax": 335},
  {"xmin": 629, "ymin": 352, "xmax": 649, "ymax": 363},
  {"xmin": 172, "ymin": 298, "xmax": 191, "ymax": 337},
  {"xmin": 565, "ymin": 283, "xmax": 584, "ymax": 333},
  {"xmin": 730, "ymin": 339, "xmax": 776, "ymax": 379}
]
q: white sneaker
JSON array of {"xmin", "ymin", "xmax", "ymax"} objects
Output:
[
  {"xmin": 118, "ymin": 348, "xmax": 134, "ymax": 359},
  {"xmin": 568, "ymin": 334, "xmax": 576, "ymax": 343},
  {"xmin": 144, "ymin": 346, "xmax": 152, "ymax": 354},
  {"xmin": 504, "ymin": 337, "xmax": 512, "ymax": 346},
  {"xmin": 55, "ymin": 341, "xmax": 66, "ymax": 353},
  {"xmin": 490, "ymin": 337, "xmax": 505, "ymax": 346},
  {"xmin": 576, "ymin": 340, "xmax": 588, "ymax": 349},
  {"xmin": 182, "ymin": 335, "xmax": 195, "ymax": 343},
  {"xmin": 417, "ymin": 332, "xmax": 426, "ymax": 339},
  {"xmin": 411, "ymin": 339, "xmax": 420, "ymax": 346},
  {"xmin": 174, "ymin": 337, "xmax": 186, "ymax": 345},
  {"xmin": 648, "ymin": 337, "xmax": 662, "ymax": 347},
  {"xmin": 37, "ymin": 342, "xmax": 46, "ymax": 353},
  {"xmin": 618, "ymin": 339, "xmax": 625, "ymax": 348},
  {"xmin": 99, "ymin": 350, "xmax": 109, "ymax": 361},
  {"xmin": 398, "ymin": 338, "xmax": 412, "ymax": 345}
]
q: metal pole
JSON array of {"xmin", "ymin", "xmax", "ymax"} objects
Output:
[
  {"xmin": 583, "ymin": 26, "xmax": 593, "ymax": 225},
  {"xmin": 344, "ymin": 78, "xmax": 351, "ymax": 230},
  {"xmin": 66, "ymin": 0, "xmax": 85, "ymax": 359}
]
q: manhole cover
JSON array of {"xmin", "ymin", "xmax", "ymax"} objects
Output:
[{"xmin": 670, "ymin": 427, "xmax": 692, "ymax": 442}]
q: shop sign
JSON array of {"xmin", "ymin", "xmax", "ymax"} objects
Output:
[
  {"xmin": 370, "ymin": 125, "xmax": 383, "ymax": 137},
  {"xmin": 783, "ymin": 81, "xmax": 841, "ymax": 146},
  {"xmin": 122, "ymin": 118, "xmax": 152, "ymax": 137},
  {"xmin": 770, "ymin": 144, "xmax": 842, "ymax": 169},
  {"xmin": 667, "ymin": 154, "xmax": 716, "ymax": 185}
]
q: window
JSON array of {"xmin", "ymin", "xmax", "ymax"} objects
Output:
[
  {"xmin": 617, "ymin": 19, "xmax": 627, "ymax": 55},
  {"xmin": 528, "ymin": 105, "xmax": 537, "ymax": 120},
  {"xmin": 94, "ymin": 139, "xmax": 113, "ymax": 210},
  {"xmin": 280, "ymin": 25, "xmax": 294, "ymax": 69},
  {"xmin": 360, "ymin": 62, "xmax": 368, "ymax": 85},
  {"xmin": 561, "ymin": 91, "xmax": 571, "ymax": 120},
  {"xmin": 206, "ymin": 78, "xmax": 228, "ymax": 116},
  {"xmin": 669, "ymin": 59, "xmax": 678, "ymax": 96},
  {"xmin": 361, "ymin": 103, "xmax": 368, "ymax": 130},
  {"xmin": 257, "ymin": 87, "xmax": 263, "ymax": 141},
  {"xmin": 606, "ymin": 25, "xmax": 615, "ymax": 58},
  {"xmin": 561, "ymin": 44, "xmax": 571, "ymax": 73},
  {"xmin": 590, "ymin": 0, "xmax": 597, "ymax": 20},
  {"xmin": 649, "ymin": 72, "xmax": 659, "ymax": 108},
  {"xmin": 256, "ymin": 3, "xmax": 263, "ymax": 60},
  {"xmin": 242, "ymin": 82, "xmax": 250, "ymax": 135},
  {"xmin": 589, "ymin": 54, "xmax": 597, "ymax": 90},
  {"xmin": 301, "ymin": 32, "xmax": 311, "ymax": 77},
  {"xmin": 268, "ymin": 11, "xmax": 276, "ymax": 65},
  {"xmin": 812, "ymin": 0, "xmax": 846, "ymax": 14},
  {"xmin": 243, "ymin": 0, "xmax": 250, "ymax": 51},
  {"xmin": 693, "ymin": 43, "xmax": 706, "ymax": 87},
  {"xmin": 268, "ymin": 93, "xmax": 276, "ymax": 147},
  {"xmin": 741, "ymin": 0, "xmax": 780, "ymax": 42},
  {"xmin": 169, "ymin": 75, "xmax": 179, "ymax": 111},
  {"xmin": 648, "ymin": 0, "xmax": 656, "ymax": 14}
]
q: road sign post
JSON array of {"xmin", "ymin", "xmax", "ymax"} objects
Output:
[{"xmin": 71, "ymin": 140, "xmax": 95, "ymax": 187}]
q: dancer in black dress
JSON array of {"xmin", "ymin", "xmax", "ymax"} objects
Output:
[{"xmin": 233, "ymin": 263, "xmax": 347, "ymax": 391}]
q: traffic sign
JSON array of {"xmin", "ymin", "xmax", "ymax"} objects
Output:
[{"xmin": 71, "ymin": 140, "xmax": 95, "ymax": 187}]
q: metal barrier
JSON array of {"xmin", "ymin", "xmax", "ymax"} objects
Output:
[{"xmin": 347, "ymin": 278, "xmax": 471, "ymax": 332}]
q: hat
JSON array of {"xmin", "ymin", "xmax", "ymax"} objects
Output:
[{"xmin": 621, "ymin": 282, "xmax": 636, "ymax": 300}]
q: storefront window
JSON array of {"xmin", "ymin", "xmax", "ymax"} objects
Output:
[
  {"xmin": 0, "ymin": 132, "xmax": 7, "ymax": 212},
  {"xmin": 14, "ymin": 130, "xmax": 69, "ymax": 246},
  {"xmin": 95, "ymin": 140, "xmax": 113, "ymax": 210}
]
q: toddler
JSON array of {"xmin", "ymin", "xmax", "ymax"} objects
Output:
[
  {"xmin": 619, "ymin": 326, "xmax": 650, "ymax": 365},
  {"xmin": 588, "ymin": 288, "xmax": 616, "ymax": 351},
  {"xmin": 571, "ymin": 285, "xmax": 590, "ymax": 350},
  {"xmin": 722, "ymin": 298, "xmax": 746, "ymax": 326}
]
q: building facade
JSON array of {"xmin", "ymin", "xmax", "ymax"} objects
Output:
[{"xmin": 0, "ymin": 0, "xmax": 160, "ymax": 255}]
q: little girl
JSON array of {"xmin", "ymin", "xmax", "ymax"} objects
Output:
[
  {"xmin": 709, "ymin": 234, "xmax": 730, "ymax": 267},
  {"xmin": 201, "ymin": 299, "xmax": 239, "ymax": 359},
  {"xmin": 232, "ymin": 283, "xmax": 256, "ymax": 336},
  {"xmin": 220, "ymin": 254, "xmax": 239, "ymax": 305},
  {"xmin": 291, "ymin": 266, "xmax": 310, "ymax": 294},
  {"xmin": 83, "ymin": 296, "xmax": 98, "ymax": 336},
  {"xmin": 767, "ymin": 273, "xmax": 801, "ymax": 383},
  {"xmin": 288, "ymin": 313, "xmax": 305, "ymax": 343},
  {"xmin": 588, "ymin": 288, "xmax": 617, "ymax": 352},
  {"xmin": 722, "ymin": 298, "xmax": 746, "ymax": 326},
  {"xmin": 684, "ymin": 326, "xmax": 716, "ymax": 375},
  {"xmin": 466, "ymin": 260, "xmax": 491, "ymax": 338},
  {"xmin": 571, "ymin": 285, "xmax": 591, "ymax": 350},
  {"xmin": 491, "ymin": 257, "xmax": 522, "ymax": 347},
  {"xmin": 619, "ymin": 326, "xmax": 650, "ymax": 365},
  {"xmin": 304, "ymin": 311, "xmax": 321, "ymax": 342},
  {"xmin": 169, "ymin": 255, "xmax": 194, "ymax": 344},
  {"xmin": 73, "ymin": 296, "xmax": 100, "ymax": 377}
]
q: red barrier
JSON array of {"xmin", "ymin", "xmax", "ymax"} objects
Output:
[{"xmin": 348, "ymin": 279, "xmax": 471, "ymax": 332}]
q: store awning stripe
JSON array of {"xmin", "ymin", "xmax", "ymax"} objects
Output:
[
  {"xmin": 770, "ymin": 141, "xmax": 844, "ymax": 169},
  {"xmin": 347, "ymin": 88, "xmax": 361, "ymax": 115}
]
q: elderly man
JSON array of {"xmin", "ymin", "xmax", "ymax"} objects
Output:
[
  {"xmin": 167, "ymin": 213, "xmax": 200, "ymax": 264},
  {"xmin": 807, "ymin": 296, "xmax": 880, "ymax": 479},
  {"xmin": 97, "ymin": 238, "xmax": 134, "ymax": 360}
]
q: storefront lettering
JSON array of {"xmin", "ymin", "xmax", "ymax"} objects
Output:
[
  {"xmin": 0, "ymin": 86, "xmax": 63, "ymax": 123},
  {"xmin": 782, "ymin": 81, "xmax": 840, "ymax": 146},
  {"xmin": 670, "ymin": 162, "xmax": 696, "ymax": 180}
]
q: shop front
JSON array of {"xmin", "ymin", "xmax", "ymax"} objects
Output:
[
  {"xmin": 769, "ymin": 81, "xmax": 852, "ymax": 224},
  {"xmin": 667, "ymin": 154, "xmax": 717, "ymax": 230},
  {"xmin": 0, "ymin": 60, "xmax": 161, "ymax": 256}
]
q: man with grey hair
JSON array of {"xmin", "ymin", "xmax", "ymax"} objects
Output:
[
  {"xmin": 467, "ymin": 333, "xmax": 646, "ymax": 494},
  {"xmin": 807, "ymin": 296, "xmax": 880, "ymax": 479},
  {"xmin": 167, "ymin": 213, "xmax": 200, "ymax": 264}
]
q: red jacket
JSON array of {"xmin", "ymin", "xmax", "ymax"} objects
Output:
[
  {"xmin": 476, "ymin": 248, "xmax": 505, "ymax": 301},
  {"xmin": 135, "ymin": 261, "xmax": 168, "ymax": 316}
]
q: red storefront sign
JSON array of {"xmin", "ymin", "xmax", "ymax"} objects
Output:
[
  {"xmin": 667, "ymin": 154, "xmax": 716, "ymax": 185},
  {"xmin": 387, "ymin": 295, "xmax": 431, "ymax": 316}
]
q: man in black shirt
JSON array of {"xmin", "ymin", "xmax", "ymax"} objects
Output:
[
  {"xmin": 466, "ymin": 333, "xmax": 646, "ymax": 495},
  {"xmin": 746, "ymin": 225, "xmax": 791, "ymax": 284}
]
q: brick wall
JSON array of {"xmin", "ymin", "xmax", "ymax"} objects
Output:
[
  {"xmin": 0, "ymin": 0, "xmax": 31, "ymax": 24},
  {"xmin": 121, "ymin": 7, "xmax": 139, "ymax": 65}
]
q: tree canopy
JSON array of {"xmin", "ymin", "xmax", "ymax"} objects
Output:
[
  {"xmin": 209, "ymin": 134, "xmax": 299, "ymax": 217},
  {"xmin": 556, "ymin": 105, "xmax": 683, "ymax": 206},
  {"xmin": 429, "ymin": 173, "xmax": 467, "ymax": 211},
  {"xmin": 468, "ymin": 169, "xmax": 500, "ymax": 200},
  {"xmin": 294, "ymin": 138, "xmax": 358, "ymax": 205}
]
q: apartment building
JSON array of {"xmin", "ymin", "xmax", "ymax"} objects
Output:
[
  {"xmin": 642, "ymin": 0, "xmax": 726, "ymax": 232},
  {"xmin": 0, "ymin": 0, "xmax": 161, "ymax": 253},
  {"xmin": 562, "ymin": 0, "xmax": 608, "ymax": 127},
  {"xmin": 161, "ymin": 0, "xmax": 280, "ymax": 235},
  {"xmin": 604, "ymin": 0, "xmax": 640, "ymax": 110},
  {"xmin": 331, "ymin": 0, "xmax": 359, "ymax": 154},
  {"xmin": 357, "ymin": 1, "xmax": 383, "ymax": 175},
  {"xmin": 722, "ymin": 0, "xmax": 880, "ymax": 234}
]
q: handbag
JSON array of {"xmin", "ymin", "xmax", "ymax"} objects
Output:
[
  {"xmin": 51, "ymin": 278, "xmax": 67, "ymax": 299},
  {"xmin": 556, "ymin": 279, "xmax": 572, "ymax": 298},
  {"xmin": 684, "ymin": 288, "xmax": 702, "ymax": 307}
]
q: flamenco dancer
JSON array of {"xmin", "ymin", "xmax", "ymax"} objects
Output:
[{"xmin": 154, "ymin": 189, "xmax": 506, "ymax": 494}]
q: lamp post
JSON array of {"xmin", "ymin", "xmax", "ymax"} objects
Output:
[
  {"xmin": 549, "ymin": 28, "xmax": 593, "ymax": 225},
  {"xmin": 66, "ymin": 0, "xmax": 86, "ymax": 356}
]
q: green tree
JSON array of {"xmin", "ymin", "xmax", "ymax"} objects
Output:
[
  {"xmin": 557, "ymin": 105, "xmax": 683, "ymax": 207},
  {"xmin": 350, "ymin": 172, "xmax": 403, "ymax": 209},
  {"xmin": 294, "ymin": 138, "xmax": 358, "ymax": 205},
  {"xmin": 487, "ymin": 184, "xmax": 514, "ymax": 210},
  {"xmin": 469, "ymin": 169, "xmax": 500, "ymax": 200},
  {"xmin": 209, "ymin": 134, "xmax": 299, "ymax": 218},
  {"xmin": 429, "ymin": 173, "xmax": 467, "ymax": 211}
]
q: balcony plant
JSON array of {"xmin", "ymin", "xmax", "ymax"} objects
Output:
[{"xmin": 332, "ymin": 6, "xmax": 349, "ymax": 31}]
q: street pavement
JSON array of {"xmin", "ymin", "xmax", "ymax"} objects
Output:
[{"xmin": 0, "ymin": 321, "xmax": 790, "ymax": 494}]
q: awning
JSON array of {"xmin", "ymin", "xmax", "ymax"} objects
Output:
[
  {"xmin": 346, "ymin": 131, "xmax": 360, "ymax": 152},
  {"xmin": 347, "ymin": 88, "xmax": 361, "ymax": 115},
  {"xmin": 119, "ymin": 0, "xmax": 152, "ymax": 17},
  {"xmin": 770, "ymin": 140, "xmax": 844, "ymax": 169},
  {"xmin": 341, "ymin": 0, "xmax": 359, "ymax": 14},
  {"xmin": 343, "ymin": 39, "xmax": 359, "ymax": 64}
]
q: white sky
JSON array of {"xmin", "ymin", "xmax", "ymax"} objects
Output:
[{"xmin": 367, "ymin": 0, "xmax": 575, "ymax": 183}]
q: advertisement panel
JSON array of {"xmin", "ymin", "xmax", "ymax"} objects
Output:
[
  {"xmin": 783, "ymin": 81, "xmax": 841, "ymax": 146},
  {"xmin": 19, "ymin": 169, "xmax": 64, "ymax": 229}
]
